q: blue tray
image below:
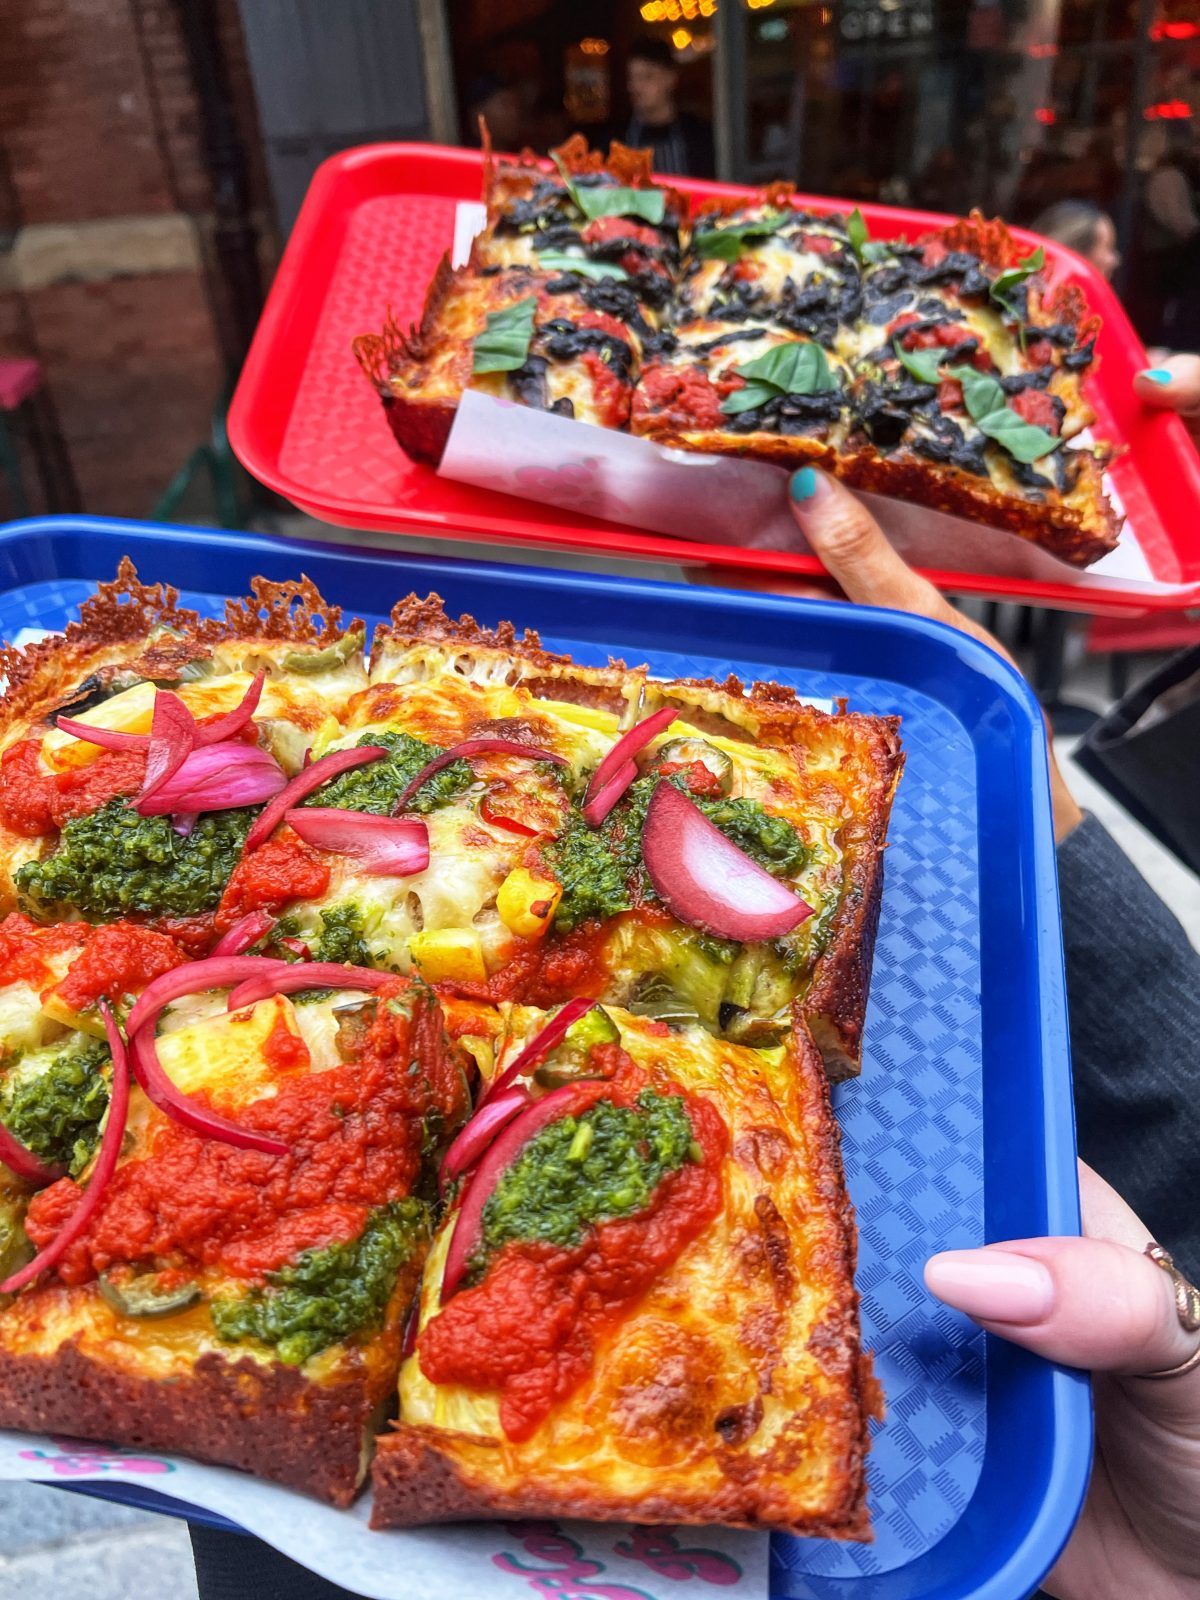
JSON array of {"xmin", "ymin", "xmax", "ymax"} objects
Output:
[{"xmin": 0, "ymin": 517, "xmax": 1090, "ymax": 1600}]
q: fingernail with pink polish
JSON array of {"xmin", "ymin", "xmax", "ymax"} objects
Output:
[{"xmin": 924, "ymin": 1249, "xmax": 1055, "ymax": 1324}]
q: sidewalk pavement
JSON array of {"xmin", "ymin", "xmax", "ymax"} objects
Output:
[{"xmin": 0, "ymin": 1480, "xmax": 197, "ymax": 1600}]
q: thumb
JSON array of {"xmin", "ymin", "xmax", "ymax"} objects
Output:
[
  {"xmin": 787, "ymin": 466, "xmax": 952, "ymax": 618},
  {"xmin": 924, "ymin": 1236, "xmax": 1200, "ymax": 1378},
  {"xmin": 1134, "ymin": 354, "xmax": 1200, "ymax": 419}
]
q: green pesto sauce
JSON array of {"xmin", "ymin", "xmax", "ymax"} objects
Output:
[
  {"xmin": 545, "ymin": 771, "xmax": 809, "ymax": 933},
  {"xmin": 211, "ymin": 1198, "xmax": 428, "ymax": 1367},
  {"xmin": 473, "ymin": 1090, "xmax": 694, "ymax": 1280},
  {"xmin": 309, "ymin": 903, "xmax": 374, "ymax": 968},
  {"xmin": 2, "ymin": 1040, "xmax": 111, "ymax": 1177},
  {"xmin": 308, "ymin": 731, "xmax": 473, "ymax": 817},
  {"xmin": 15, "ymin": 800, "xmax": 255, "ymax": 922}
]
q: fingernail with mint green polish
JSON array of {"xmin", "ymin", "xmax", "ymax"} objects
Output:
[
  {"xmin": 790, "ymin": 466, "xmax": 818, "ymax": 502},
  {"xmin": 1140, "ymin": 368, "xmax": 1172, "ymax": 384}
]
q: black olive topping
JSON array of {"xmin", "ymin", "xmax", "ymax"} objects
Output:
[
  {"xmin": 687, "ymin": 328, "xmax": 775, "ymax": 357},
  {"xmin": 508, "ymin": 355, "xmax": 549, "ymax": 411},
  {"xmin": 862, "ymin": 290, "xmax": 916, "ymax": 326},
  {"xmin": 999, "ymin": 367, "xmax": 1056, "ymax": 394},
  {"xmin": 538, "ymin": 318, "xmax": 635, "ymax": 382},
  {"xmin": 1063, "ymin": 338, "xmax": 1096, "ymax": 372}
]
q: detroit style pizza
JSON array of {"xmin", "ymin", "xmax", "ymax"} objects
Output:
[
  {"xmin": 357, "ymin": 138, "xmax": 1119, "ymax": 568},
  {"xmin": 0, "ymin": 564, "xmax": 900, "ymax": 1534}
]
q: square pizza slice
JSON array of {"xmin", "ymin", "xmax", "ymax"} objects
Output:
[
  {"xmin": 0, "ymin": 971, "xmax": 468, "ymax": 1504},
  {"xmin": 0, "ymin": 561, "xmax": 366, "ymax": 946},
  {"xmin": 256, "ymin": 595, "xmax": 901, "ymax": 1082},
  {"xmin": 354, "ymin": 137, "xmax": 685, "ymax": 469},
  {"xmin": 354, "ymin": 261, "xmax": 652, "ymax": 468},
  {"xmin": 372, "ymin": 1002, "xmax": 877, "ymax": 1537},
  {"xmin": 634, "ymin": 204, "xmax": 1119, "ymax": 566}
]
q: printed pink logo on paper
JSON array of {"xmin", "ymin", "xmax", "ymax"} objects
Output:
[
  {"xmin": 19, "ymin": 1437, "xmax": 174, "ymax": 1476},
  {"xmin": 614, "ymin": 1528, "xmax": 742, "ymax": 1585},
  {"xmin": 493, "ymin": 1522, "xmax": 656, "ymax": 1599},
  {"xmin": 510, "ymin": 460, "xmax": 631, "ymax": 519}
]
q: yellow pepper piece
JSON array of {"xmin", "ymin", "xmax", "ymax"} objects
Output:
[
  {"xmin": 534, "ymin": 698, "xmax": 619, "ymax": 735},
  {"xmin": 40, "ymin": 993, "xmax": 108, "ymax": 1041},
  {"xmin": 41, "ymin": 682, "xmax": 158, "ymax": 771},
  {"xmin": 409, "ymin": 929, "xmax": 488, "ymax": 985},
  {"xmin": 496, "ymin": 868, "xmax": 562, "ymax": 941}
]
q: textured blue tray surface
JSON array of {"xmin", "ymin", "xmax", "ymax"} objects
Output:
[{"xmin": 0, "ymin": 520, "xmax": 1090, "ymax": 1600}]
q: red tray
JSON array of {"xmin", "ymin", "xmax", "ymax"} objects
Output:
[{"xmin": 229, "ymin": 142, "xmax": 1200, "ymax": 613}]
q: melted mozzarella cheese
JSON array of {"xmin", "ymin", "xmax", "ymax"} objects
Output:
[{"xmin": 290, "ymin": 804, "xmax": 515, "ymax": 974}]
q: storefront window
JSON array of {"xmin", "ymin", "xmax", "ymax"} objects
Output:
[
  {"xmin": 734, "ymin": 0, "xmax": 1199, "ymax": 343},
  {"xmin": 440, "ymin": 0, "xmax": 1198, "ymax": 344}
]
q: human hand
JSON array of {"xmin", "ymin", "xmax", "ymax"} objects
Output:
[
  {"xmin": 1135, "ymin": 355, "xmax": 1200, "ymax": 444},
  {"xmin": 780, "ymin": 465, "xmax": 1085, "ymax": 841},
  {"xmin": 925, "ymin": 1162, "xmax": 1200, "ymax": 1600}
]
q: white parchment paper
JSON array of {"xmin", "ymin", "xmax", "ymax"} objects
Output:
[
  {"xmin": 440, "ymin": 392, "xmax": 1191, "ymax": 601},
  {"xmin": 0, "ymin": 1431, "xmax": 768, "ymax": 1599},
  {"xmin": 440, "ymin": 200, "xmax": 1188, "ymax": 601}
]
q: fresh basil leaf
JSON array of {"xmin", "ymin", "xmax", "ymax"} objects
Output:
[
  {"xmin": 892, "ymin": 340, "xmax": 943, "ymax": 385},
  {"xmin": 551, "ymin": 154, "xmax": 666, "ymax": 226},
  {"xmin": 472, "ymin": 297, "xmax": 537, "ymax": 374},
  {"xmin": 719, "ymin": 380, "xmax": 782, "ymax": 416},
  {"xmin": 574, "ymin": 184, "xmax": 667, "ymax": 225},
  {"xmin": 736, "ymin": 340, "xmax": 839, "ymax": 396},
  {"xmin": 694, "ymin": 212, "xmax": 786, "ymax": 261},
  {"xmin": 946, "ymin": 363, "xmax": 1062, "ymax": 463},
  {"xmin": 534, "ymin": 251, "xmax": 628, "ymax": 281},
  {"xmin": 946, "ymin": 365, "xmax": 1007, "ymax": 419},
  {"xmin": 847, "ymin": 207, "xmax": 869, "ymax": 261},
  {"xmin": 719, "ymin": 341, "xmax": 840, "ymax": 417},
  {"xmin": 844, "ymin": 209, "xmax": 893, "ymax": 266},
  {"xmin": 990, "ymin": 246, "xmax": 1045, "ymax": 305}
]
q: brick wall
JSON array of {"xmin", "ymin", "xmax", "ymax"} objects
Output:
[{"xmin": 0, "ymin": 0, "xmax": 274, "ymax": 520}]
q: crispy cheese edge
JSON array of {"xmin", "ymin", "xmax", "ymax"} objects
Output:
[{"xmin": 0, "ymin": 557, "xmax": 364, "ymax": 745}]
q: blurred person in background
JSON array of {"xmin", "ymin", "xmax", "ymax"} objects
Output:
[
  {"xmin": 1031, "ymin": 200, "xmax": 1121, "ymax": 280},
  {"xmin": 464, "ymin": 75, "xmax": 524, "ymax": 151},
  {"xmin": 620, "ymin": 37, "xmax": 713, "ymax": 179},
  {"xmin": 1129, "ymin": 124, "xmax": 1200, "ymax": 350}
]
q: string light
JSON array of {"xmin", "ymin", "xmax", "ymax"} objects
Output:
[
  {"xmin": 578, "ymin": 37, "xmax": 609, "ymax": 54},
  {"xmin": 672, "ymin": 24, "xmax": 693, "ymax": 47}
]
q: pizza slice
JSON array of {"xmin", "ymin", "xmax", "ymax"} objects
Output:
[
  {"xmin": 679, "ymin": 192, "xmax": 860, "ymax": 340},
  {"xmin": 354, "ymin": 263, "xmax": 650, "ymax": 467},
  {"xmin": 249, "ymin": 595, "xmax": 900, "ymax": 1082},
  {"xmin": 244, "ymin": 593, "xmax": 645, "ymax": 989},
  {"xmin": 634, "ymin": 204, "xmax": 1119, "ymax": 566},
  {"xmin": 0, "ymin": 562, "xmax": 366, "ymax": 947},
  {"xmin": 372, "ymin": 1002, "xmax": 876, "ymax": 1536},
  {"xmin": 0, "ymin": 965, "xmax": 468, "ymax": 1504},
  {"xmin": 353, "ymin": 137, "xmax": 684, "ymax": 469}
]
